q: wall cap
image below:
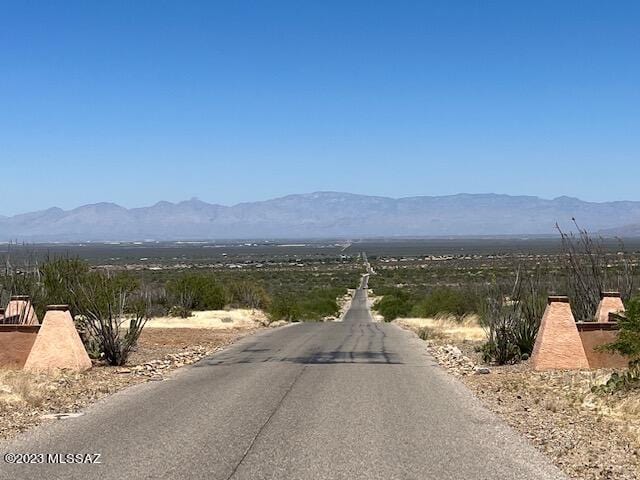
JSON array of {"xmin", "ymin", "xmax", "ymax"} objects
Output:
[
  {"xmin": 548, "ymin": 295, "xmax": 570, "ymax": 304},
  {"xmin": 46, "ymin": 305, "xmax": 70, "ymax": 311}
]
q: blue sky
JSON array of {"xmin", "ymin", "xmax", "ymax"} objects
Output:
[{"xmin": 1, "ymin": 1, "xmax": 639, "ymax": 215}]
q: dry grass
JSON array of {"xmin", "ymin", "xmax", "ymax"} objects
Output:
[
  {"xmin": 145, "ymin": 308, "xmax": 268, "ymax": 329},
  {"xmin": 485, "ymin": 367, "xmax": 640, "ymax": 454},
  {"xmin": 462, "ymin": 367, "xmax": 640, "ymax": 479},
  {"xmin": 0, "ymin": 369, "xmax": 49, "ymax": 407},
  {"xmin": 393, "ymin": 314, "xmax": 486, "ymax": 342}
]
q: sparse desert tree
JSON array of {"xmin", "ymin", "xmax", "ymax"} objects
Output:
[
  {"xmin": 557, "ymin": 220, "xmax": 635, "ymax": 321},
  {"xmin": 40, "ymin": 256, "xmax": 90, "ymax": 317},
  {"xmin": 73, "ymin": 271, "xmax": 149, "ymax": 366},
  {"xmin": 480, "ymin": 267, "xmax": 545, "ymax": 364}
]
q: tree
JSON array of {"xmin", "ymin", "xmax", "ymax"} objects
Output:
[
  {"xmin": 40, "ymin": 257, "xmax": 90, "ymax": 317},
  {"xmin": 556, "ymin": 219, "xmax": 634, "ymax": 321}
]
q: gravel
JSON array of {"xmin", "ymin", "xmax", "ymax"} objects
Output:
[{"xmin": 415, "ymin": 332, "xmax": 640, "ymax": 480}]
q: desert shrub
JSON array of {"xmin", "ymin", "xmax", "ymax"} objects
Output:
[
  {"xmin": 479, "ymin": 269, "xmax": 545, "ymax": 364},
  {"xmin": 268, "ymin": 293, "xmax": 300, "ymax": 322},
  {"xmin": 593, "ymin": 361, "xmax": 640, "ymax": 394},
  {"xmin": 479, "ymin": 296, "xmax": 522, "ymax": 365},
  {"xmin": 557, "ymin": 220, "xmax": 635, "ymax": 321},
  {"xmin": 297, "ymin": 288, "xmax": 342, "ymax": 320},
  {"xmin": 73, "ymin": 271, "xmax": 149, "ymax": 366},
  {"xmin": 374, "ymin": 288, "xmax": 412, "ymax": 321},
  {"xmin": 166, "ymin": 273, "xmax": 226, "ymax": 311},
  {"xmin": 268, "ymin": 287, "xmax": 343, "ymax": 322},
  {"xmin": 168, "ymin": 305, "xmax": 192, "ymax": 319},
  {"xmin": 410, "ymin": 287, "xmax": 479, "ymax": 318},
  {"xmin": 0, "ymin": 256, "xmax": 90, "ymax": 321},
  {"xmin": 227, "ymin": 281, "xmax": 270, "ymax": 309},
  {"xmin": 373, "ymin": 287, "xmax": 479, "ymax": 322},
  {"xmin": 40, "ymin": 257, "xmax": 90, "ymax": 316},
  {"xmin": 147, "ymin": 300, "xmax": 172, "ymax": 318},
  {"xmin": 594, "ymin": 310, "xmax": 640, "ymax": 393},
  {"xmin": 604, "ymin": 297, "xmax": 640, "ymax": 358},
  {"xmin": 0, "ymin": 270, "xmax": 43, "ymax": 316},
  {"xmin": 512, "ymin": 270, "xmax": 547, "ymax": 356},
  {"xmin": 511, "ymin": 318, "xmax": 538, "ymax": 358}
]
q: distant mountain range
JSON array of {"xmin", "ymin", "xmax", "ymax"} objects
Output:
[{"xmin": 2, "ymin": 192, "xmax": 640, "ymax": 241}]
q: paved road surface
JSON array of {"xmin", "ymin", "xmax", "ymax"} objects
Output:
[{"xmin": 1, "ymin": 282, "xmax": 566, "ymax": 479}]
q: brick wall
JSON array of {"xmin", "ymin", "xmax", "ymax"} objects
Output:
[
  {"xmin": 576, "ymin": 322, "xmax": 628, "ymax": 369},
  {"xmin": 0, "ymin": 325, "xmax": 41, "ymax": 368}
]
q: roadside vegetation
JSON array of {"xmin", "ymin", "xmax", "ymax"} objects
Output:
[
  {"xmin": 374, "ymin": 286, "xmax": 481, "ymax": 322},
  {"xmin": 371, "ymin": 223, "xmax": 639, "ymax": 368},
  {"xmin": 1, "ymin": 250, "xmax": 360, "ymax": 365}
]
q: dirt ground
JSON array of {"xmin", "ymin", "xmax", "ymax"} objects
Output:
[
  {"xmin": 0, "ymin": 324, "xmax": 262, "ymax": 440},
  {"xmin": 394, "ymin": 320, "xmax": 640, "ymax": 480},
  {"xmin": 463, "ymin": 364, "xmax": 640, "ymax": 480}
]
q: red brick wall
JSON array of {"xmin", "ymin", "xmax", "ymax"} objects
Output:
[
  {"xmin": 576, "ymin": 323, "xmax": 628, "ymax": 369},
  {"xmin": 0, "ymin": 325, "xmax": 40, "ymax": 368}
]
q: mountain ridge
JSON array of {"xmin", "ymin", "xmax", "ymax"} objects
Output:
[{"xmin": 2, "ymin": 192, "xmax": 640, "ymax": 241}]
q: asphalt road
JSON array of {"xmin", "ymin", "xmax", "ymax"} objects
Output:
[{"xmin": 1, "ymin": 282, "xmax": 566, "ymax": 480}]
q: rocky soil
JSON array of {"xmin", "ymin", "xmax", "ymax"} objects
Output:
[
  {"xmin": 399, "ymin": 325, "xmax": 640, "ymax": 480},
  {"xmin": 0, "ymin": 326, "xmax": 262, "ymax": 440}
]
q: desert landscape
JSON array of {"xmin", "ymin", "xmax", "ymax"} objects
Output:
[
  {"xmin": 2, "ymin": 235, "xmax": 640, "ymax": 478},
  {"xmin": 2, "ymin": 2, "xmax": 639, "ymax": 479}
]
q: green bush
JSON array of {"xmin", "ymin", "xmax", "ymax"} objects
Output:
[
  {"xmin": 268, "ymin": 287, "xmax": 344, "ymax": 322},
  {"xmin": 374, "ymin": 289, "xmax": 412, "ymax": 322},
  {"xmin": 374, "ymin": 287, "xmax": 479, "ymax": 322},
  {"xmin": 604, "ymin": 297, "xmax": 640, "ymax": 357},
  {"xmin": 297, "ymin": 288, "xmax": 342, "ymax": 320},
  {"xmin": 410, "ymin": 287, "xmax": 479, "ymax": 318},
  {"xmin": 268, "ymin": 293, "xmax": 300, "ymax": 322},
  {"xmin": 166, "ymin": 273, "xmax": 226, "ymax": 311},
  {"xmin": 596, "ymin": 297, "xmax": 640, "ymax": 392},
  {"xmin": 40, "ymin": 257, "xmax": 90, "ymax": 315}
]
